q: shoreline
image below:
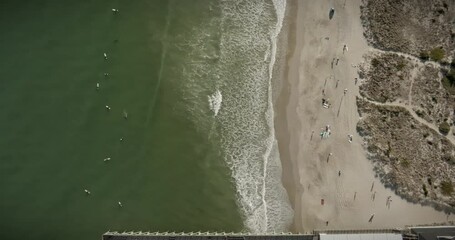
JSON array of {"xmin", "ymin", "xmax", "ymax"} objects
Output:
[
  {"xmin": 274, "ymin": 0, "xmax": 454, "ymax": 233},
  {"xmin": 271, "ymin": 0, "xmax": 299, "ymax": 232}
]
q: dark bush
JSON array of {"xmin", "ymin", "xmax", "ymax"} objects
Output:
[
  {"xmin": 442, "ymin": 153, "xmax": 455, "ymax": 165},
  {"xmin": 416, "ymin": 110, "xmax": 425, "ymax": 118},
  {"xmin": 442, "ymin": 68, "xmax": 455, "ymax": 94},
  {"xmin": 397, "ymin": 61, "xmax": 406, "ymax": 70},
  {"xmin": 371, "ymin": 58, "xmax": 380, "ymax": 68},
  {"xmin": 438, "ymin": 121, "xmax": 450, "ymax": 135},
  {"xmin": 447, "ymin": 70, "xmax": 455, "ymax": 84},
  {"xmin": 420, "ymin": 51, "xmax": 430, "ymax": 60},
  {"xmin": 441, "ymin": 181, "xmax": 454, "ymax": 196},
  {"xmin": 400, "ymin": 158, "xmax": 410, "ymax": 168}
]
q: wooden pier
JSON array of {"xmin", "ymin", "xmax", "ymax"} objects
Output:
[
  {"xmin": 102, "ymin": 232, "xmax": 316, "ymax": 240},
  {"xmin": 103, "ymin": 226, "xmax": 454, "ymax": 240}
]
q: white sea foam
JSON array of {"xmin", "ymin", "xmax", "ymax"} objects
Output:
[
  {"xmin": 208, "ymin": 90, "xmax": 222, "ymax": 116},
  {"xmin": 216, "ymin": 0, "xmax": 293, "ymax": 233},
  {"xmin": 177, "ymin": 0, "xmax": 293, "ymax": 233}
]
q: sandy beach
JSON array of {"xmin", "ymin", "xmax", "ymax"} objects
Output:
[{"xmin": 275, "ymin": 0, "xmax": 454, "ymax": 233}]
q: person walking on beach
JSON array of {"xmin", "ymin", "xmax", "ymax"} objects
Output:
[
  {"xmin": 343, "ymin": 44, "xmax": 348, "ymax": 53},
  {"xmin": 369, "ymin": 214, "xmax": 375, "ymax": 222},
  {"xmin": 338, "ymin": 170, "xmax": 341, "ymax": 176},
  {"xmin": 336, "ymin": 58, "xmax": 340, "ymax": 65},
  {"xmin": 329, "ymin": 7, "xmax": 335, "ymax": 19},
  {"xmin": 327, "ymin": 152, "xmax": 333, "ymax": 162},
  {"xmin": 344, "ymin": 88, "xmax": 347, "ymax": 95},
  {"xmin": 355, "ymin": 77, "xmax": 358, "ymax": 85},
  {"xmin": 336, "ymin": 79, "xmax": 339, "ymax": 88},
  {"xmin": 354, "ymin": 192, "xmax": 357, "ymax": 200},
  {"xmin": 386, "ymin": 196, "xmax": 392, "ymax": 208}
]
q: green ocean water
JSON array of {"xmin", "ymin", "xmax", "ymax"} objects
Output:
[{"xmin": 0, "ymin": 1, "xmax": 243, "ymax": 239}]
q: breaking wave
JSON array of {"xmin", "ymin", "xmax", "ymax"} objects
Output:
[{"xmin": 208, "ymin": 90, "xmax": 222, "ymax": 117}]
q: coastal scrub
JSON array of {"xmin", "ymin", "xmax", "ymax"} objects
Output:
[
  {"xmin": 441, "ymin": 181, "xmax": 454, "ymax": 196},
  {"xmin": 429, "ymin": 47, "xmax": 445, "ymax": 62}
]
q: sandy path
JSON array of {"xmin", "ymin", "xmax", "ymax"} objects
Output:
[
  {"xmin": 359, "ymin": 97, "xmax": 455, "ymax": 145},
  {"xmin": 277, "ymin": 0, "xmax": 454, "ymax": 233}
]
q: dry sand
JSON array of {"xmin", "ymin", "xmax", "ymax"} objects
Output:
[{"xmin": 275, "ymin": 0, "xmax": 454, "ymax": 233}]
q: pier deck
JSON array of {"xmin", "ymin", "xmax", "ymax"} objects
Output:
[
  {"xmin": 103, "ymin": 232, "xmax": 316, "ymax": 240},
  {"xmin": 103, "ymin": 226, "xmax": 453, "ymax": 240}
]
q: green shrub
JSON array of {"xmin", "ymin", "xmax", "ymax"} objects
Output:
[
  {"xmin": 438, "ymin": 122, "xmax": 450, "ymax": 135},
  {"xmin": 441, "ymin": 181, "xmax": 454, "ymax": 196},
  {"xmin": 430, "ymin": 47, "xmax": 445, "ymax": 61},
  {"xmin": 441, "ymin": 69, "xmax": 455, "ymax": 94},
  {"xmin": 397, "ymin": 61, "xmax": 406, "ymax": 70},
  {"xmin": 400, "ymin": 158, "xmax": 410, "ymax": 168},
  {"xmin": 442, "ymin": 77, "xmax": 455, "ymax": 95}
]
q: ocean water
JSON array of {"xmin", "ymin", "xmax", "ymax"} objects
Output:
[{"xmin": 0, "ymin": 0, "xmax": 292, "ymax": 239}]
